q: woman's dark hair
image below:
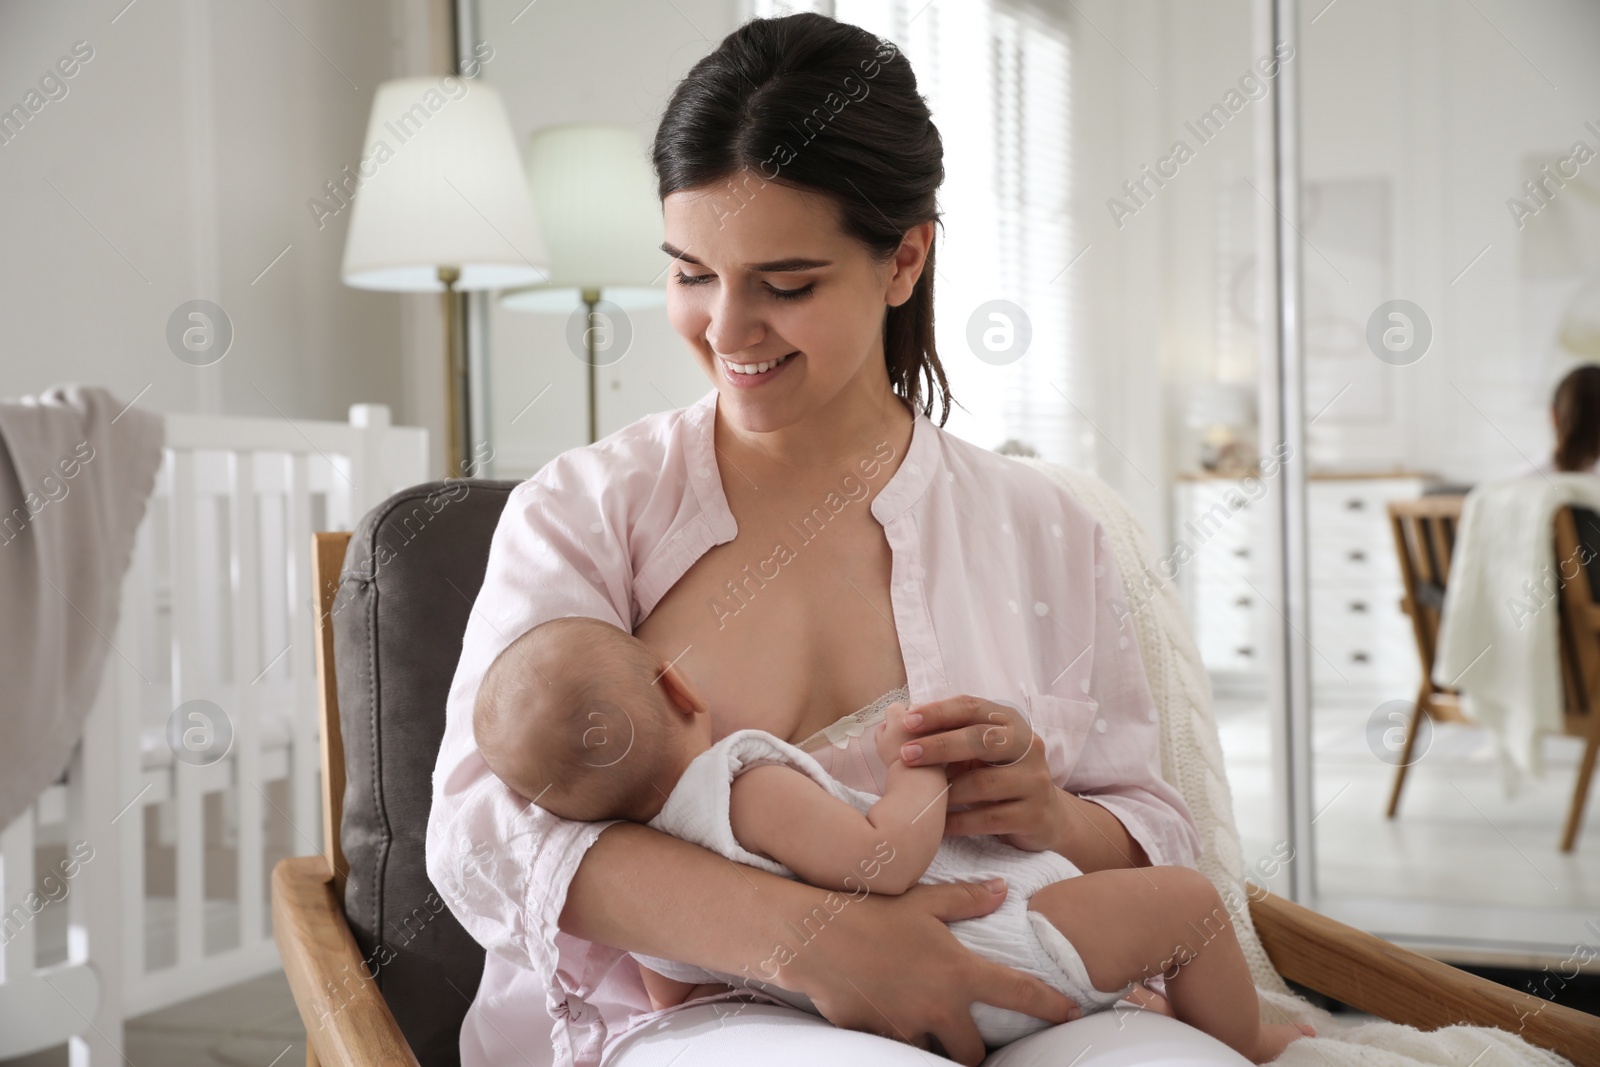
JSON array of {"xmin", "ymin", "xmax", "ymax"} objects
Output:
[
  {"xmin": 652, "ymin": 13, "xmax": 955, "ymax": 426},
  {"xmin": 1553, "ymin": 364, "xmax": 1600, "ymax": 472}
]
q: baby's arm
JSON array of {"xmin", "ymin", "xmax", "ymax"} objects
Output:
[{"xmin": 728, "ymin": 704, "xmax": 949, "ymax": 895}]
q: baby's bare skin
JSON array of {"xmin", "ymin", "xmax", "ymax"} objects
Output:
[{"xmin": 713, "ymin": 703, "xmax": 1313, "ymax": 1063}]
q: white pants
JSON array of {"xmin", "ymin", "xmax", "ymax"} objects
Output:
[{"xmin": 602, "ymin": 1000, "xmax": 1253, "ymax": 1066}]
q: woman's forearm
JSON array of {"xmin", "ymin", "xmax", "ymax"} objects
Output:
[
  {"xmin": 559, "ymin": 820, "xmax": 817, "ymax": 982},
  {"xmin": 1053, "ymin": 790, "xmax": 1150, "ymax": 872}
]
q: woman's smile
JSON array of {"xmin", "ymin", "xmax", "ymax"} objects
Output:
[{"xmin": 719, "ymin": 350, "xmax": 800, "ymax": 388}]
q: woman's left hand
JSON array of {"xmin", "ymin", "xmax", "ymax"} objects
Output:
[{"xmin": 896, "ymin": 696, "xmax": 1069, "ymax": 854}]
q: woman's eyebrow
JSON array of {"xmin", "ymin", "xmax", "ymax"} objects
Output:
[{"xmin": 660, "ymin": 242, "xmax": 832, "ymax": 273}]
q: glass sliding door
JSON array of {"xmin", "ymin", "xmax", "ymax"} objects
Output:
[{"xmin": 1298, "ymin": 0, "xmax": 1600, "ymax": 962}]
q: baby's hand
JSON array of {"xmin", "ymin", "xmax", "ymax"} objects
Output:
[{"xmin": 875, "ymin": 702, "xmax": 919, "ymax": 766}]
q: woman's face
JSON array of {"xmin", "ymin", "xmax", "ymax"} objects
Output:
[{"xmin": 661, "ymin": 170, "xmax": 928, "ymax": 435}]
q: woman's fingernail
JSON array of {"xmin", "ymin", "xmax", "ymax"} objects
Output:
[
  {"xmin": 905, "ymin": 711, "xmax": 923, "ymax": 729},
  {"xmin": 901, "ymin": 743, "xmax": 923, "ymax": 762},
  {"xmin": 984, "ymin": 877, "xmax": 1006, "ymax": 893}
]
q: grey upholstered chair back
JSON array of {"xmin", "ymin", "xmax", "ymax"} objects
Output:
[{"xmin": 334, "ymin": 479, "xmax": 518, "ymax": 1066}]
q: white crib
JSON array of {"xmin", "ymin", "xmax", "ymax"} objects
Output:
[{"xmin": 0, "ymin": 404, "xmax": 428, "ymax": 1062}]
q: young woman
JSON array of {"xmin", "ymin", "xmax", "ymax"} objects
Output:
[
  {"xmin": 1547, "ymin": 364, "xmax": 1600, "ymax": 474},
  {"xmin": 427, "ymin": 13, "xmax": 1233, "ymax": 1066}
]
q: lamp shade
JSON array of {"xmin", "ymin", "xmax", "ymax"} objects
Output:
[
  {"xmin": 341, "ymin": 77, "xmax": 549, "ymax": 292},
  {"xmin": 499, "ymin": 123, "xmax": 666, "ymax": 312}
]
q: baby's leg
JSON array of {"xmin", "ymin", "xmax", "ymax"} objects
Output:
[{"xmin": 1027, "ymin": 867, "xmax": 1313, "ymax": 1064}]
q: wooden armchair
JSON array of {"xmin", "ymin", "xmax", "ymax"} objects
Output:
[
  {"xmin": 1388, "ymin": 498, "xmax": 1600, "ymax": 851},
  {"xmin": 274, "ymin": 483, "xmax": 1600, "ymax": 1066}
]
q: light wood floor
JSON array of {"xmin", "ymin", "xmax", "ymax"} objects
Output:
[
  {"xmin": 1219, "ymin": 693, "xmax": 1600, "ymax": 965},
  {"xmin": 0, "ymin": 971, "xmax": 304, "ymax": 1067}
]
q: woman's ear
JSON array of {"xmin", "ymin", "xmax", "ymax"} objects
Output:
[
  {"xmin": 886, "ymin": 220, "xmax": 935, "ymax": 308},
  {"xmin": 656, "ymin": 661, "xmax": 708, "ymax": 718}
]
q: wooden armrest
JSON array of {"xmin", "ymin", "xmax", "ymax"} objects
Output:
[
  {"xmin": 1250, "ymin": 890, "xmax": 1600, "ymax": 1063},
  {"xmin": 272, "ymin": 856, "xmax": 420, "ymax": 1067}
]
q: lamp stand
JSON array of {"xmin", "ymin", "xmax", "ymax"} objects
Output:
[
  {"xmin": 582, "ymin": 286, "xmax": 601, "ymax": 445},
  {"xmin": 439, "ymin": 265, "xmax": 469, "ymax": 476}
]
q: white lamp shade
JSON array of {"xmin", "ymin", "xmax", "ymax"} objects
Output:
[
  {"xmin": 498, "ymin": 123, "xmax": 665, "ymax": 312},
  {"xmin": 341, "ymin": 77, "xmax": 550, "ymax": 292}
]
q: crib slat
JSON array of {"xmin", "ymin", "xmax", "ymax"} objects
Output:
[
  {"xmin": 121, "ymin": 510, "xmax": 152, "ymax": 986},
  {"xmin": 169, "ymin": 451, "xmax": 205, "ymax": 968},
  {"xmin": 230, "ymin": 452, "xmax": 265, "ymax": 948},
  {"xmin": 0, "ymin": 808, "xmax": 36, "ymax": 984},
  {"xmin": 288, "ymin": 454, "xmax": 320, "ymax": 857}
]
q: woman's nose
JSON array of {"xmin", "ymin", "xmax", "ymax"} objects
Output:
[{"xmin": 704, "ymin": 289, "xmax": 765, "ymax": 357}]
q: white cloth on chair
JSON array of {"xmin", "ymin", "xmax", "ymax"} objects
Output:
[
  {"xmin": 1432, "ymin": 473, "xmax": 1600, "ymax": 796},
  {"xmin": 0, "ymin": 385, "xmax": 163, "ymax": 829}
]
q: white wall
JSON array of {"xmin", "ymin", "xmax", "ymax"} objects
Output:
[
  {"xmin": 0, "ymin": 0, "xmax": 448, "ymax": 455},
  {"xmin": 474, "ymin": 0, "xmax": 741, "ymax": 478},
  {"xmin": 1296, "ymin": 0, "xmax": 1600, "ymax": 483}
]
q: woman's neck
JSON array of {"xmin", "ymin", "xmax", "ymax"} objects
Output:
[{"xmin": 716, "ymin": 378, "xmax": 915, "ymax": 479}]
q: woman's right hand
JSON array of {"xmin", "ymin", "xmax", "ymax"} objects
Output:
[{"xmin": 782, "ymin": 877, "xmax": 1080, "ymax": 1066}]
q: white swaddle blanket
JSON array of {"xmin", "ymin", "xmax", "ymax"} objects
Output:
[{"xmin": 630, "ymin": 728, "xmax": 1132, "ymax": 1047}]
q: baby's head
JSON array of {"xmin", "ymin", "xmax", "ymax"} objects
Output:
[{"xmin": 473, "ymin": 616, "xmax": 710, "ymax": 824}]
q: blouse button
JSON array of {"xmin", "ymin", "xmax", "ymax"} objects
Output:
[
  {"xmin": 1079, "ymin": 678, "xmax": 1091, "ymax": 693},
  {"xmin": 589, "ymin": 522, "xmax": 603, "ymax": 534},
  {"xmin": 1095, "ymin": 719, "xmax": 1108, "ymax": 734},
  {"xmin": 1033, "ymin": 601, "xmax": 1048, "ymax": 616},
  {"xmin": 1118, "ymin": 636, "xmax": 1129, "ymax": 649},
  {"xmin": 696, "ymin": 466, "xmax": 711, "ymax": 478}
]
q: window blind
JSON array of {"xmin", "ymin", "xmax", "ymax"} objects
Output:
[{"xmin": 746, "ymin": 0, "xmax": 1087, "ymax": 467}]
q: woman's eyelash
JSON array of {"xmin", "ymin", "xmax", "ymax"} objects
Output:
[
  {"xmin": 671, "ymin": 270, "xmax": 814, "ymax": 301},
  {"xmin": 768, "ymin": 283, "xmax": 814, "ymax": 301}
]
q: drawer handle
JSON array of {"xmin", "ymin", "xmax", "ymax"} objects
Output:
[
  {"xmin": 1232, "ymin": 547, "xmax": 1250, "ymax": 559},
  {"xmin": 1351, "ymin": 650, "xmax": 1370, "ymax": 663},
  {"xmin": 1349, "ymin": 600, "xmax": 1369, "ymax": 613},
  {"xmin": 1345, "ymin": 498, "xmax": 1366, "ymax": 512},
  {"xmin": 1236, "ymin": 646, "xmax": 1254, "ymax": 657},
  {"xmin": 1235, "ymin": 596, "xmax": 1253, "ymax": 608},
  {"xmin": 1347, "ymin": 549, "xmax": 1367, "ymax": 563}
]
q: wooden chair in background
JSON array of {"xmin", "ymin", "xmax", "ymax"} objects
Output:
[
  {"xmin": 1387, "ymin": 497, "xmax": 1600, "ymax": 852},
  {"xmin": 1386, "ymin": 497, "xmax": 1468, "ymax": 817},
  {"xmin": 1552, "ymin": 505, "xmax": 1600, "ymax": 850}
]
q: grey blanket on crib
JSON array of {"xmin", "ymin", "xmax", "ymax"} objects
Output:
[{"xmin": 0, "ymin": 385, "xmax": 163, "ymax": 829}]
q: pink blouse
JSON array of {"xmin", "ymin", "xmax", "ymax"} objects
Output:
[{"xmin": 425, "ymin": 388, "xmax": 1201, "ymax": 1067}]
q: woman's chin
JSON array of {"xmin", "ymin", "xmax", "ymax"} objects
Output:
[{"xmin": 717, "ymin": 392, "xmax": 797, "ymax": 435}]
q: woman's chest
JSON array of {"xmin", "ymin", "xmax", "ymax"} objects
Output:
[{"xmin": 633, "ymin": 503, "xmax": 909, "ymax": 745}]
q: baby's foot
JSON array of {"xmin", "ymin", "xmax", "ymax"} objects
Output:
[
  {"xmin": 1251, "ymin": 1022, "xmax": 1315, "ymax": 1063},
  {"xmin": 1119, "ymin": 982, "xmax": 1173, "ymax": 1017}
]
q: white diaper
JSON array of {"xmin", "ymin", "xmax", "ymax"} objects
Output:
[{"xmin": 631, "ymin": 729, "xmax": 1134, "ymax": 1047}]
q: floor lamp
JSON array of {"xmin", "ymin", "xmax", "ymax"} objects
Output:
[
  {"xmin": 341, "ymin": 77, "xmax": 549, "ymax": 475},
  {"xmin": 500, "ymin": 124, "xmax": 666, "ymax": 445}
]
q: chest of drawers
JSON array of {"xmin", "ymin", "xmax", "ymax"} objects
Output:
[{"xmin": 1172, "ymin": 475, "xmax": 1429, "ymax": 699}]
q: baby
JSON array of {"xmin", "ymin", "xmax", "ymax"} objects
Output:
[{"xmin": 474, "ymin": 616, "xmax": 1313, "ymax": 1063}]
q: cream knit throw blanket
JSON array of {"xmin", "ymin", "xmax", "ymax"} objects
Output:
[{"xmin": 1014, "ymin": 459, "xmax": 1570, "ymax": 1067}]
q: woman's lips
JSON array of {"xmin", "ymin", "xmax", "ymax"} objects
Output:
[{"xmin": 720, "ymin": 351, "xmax": 798, "ymax": 388}]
